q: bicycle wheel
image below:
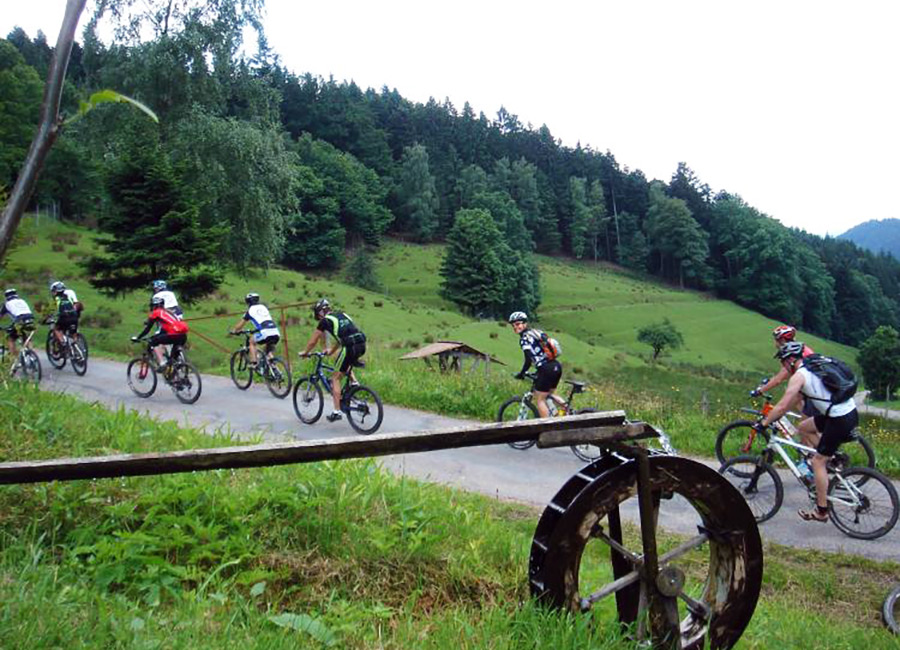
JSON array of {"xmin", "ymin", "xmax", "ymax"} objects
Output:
[
  {"xmin": 836, "ymin": 430, "xmax": 877, "ymax": 482},
  {"xmin": 718, "ymin": 454, "xmax": 784, "ymax": 523},
  {"xmin": 19, "ymin": 350, "xmax": 41, "ymax": 383},
  {"xmin": 71, "ymin": 335, "xmax": 88, "ymax": 376},
  {"xmin": 343, "ymin": 384, "xmax": 383, "ymax": 435},
  {"xmin": 715, "ymin": 420, "xmax": 770, "ymax": 475},
  {"xmin": 884, "ymin": 583, "xmax": 900, "ymax": 635},
  {"xmin": 293, "ymin": 377, "xmax": 324, "ymax": 424},
  {"xmin": 827, "ymin": 467, "xmax": 899, "ymax": 540},
  {"xmin": 570, "ymin": 408, "xmax": 604, "ymax": 462},
  {"xmin": 264, "ymin": 357, "xmax": 292, "ymax": 398},
  {"xmin": 45, "ymin": 332, "xmax": 66, "ymax": 369},
  {"xmin": 498, "ymin": 396, "xmax": 538, "ymax": 450},
  {"xmin": 230, "ymin": 349, "xmax": 253, "ymax": 390},
  {"xmin": 126, "ymin": 357, "xmax": 157, "ymax": 398},
  {"xmin": 171, "ymin": 362, "xmax": 202, "ymax": 404}
]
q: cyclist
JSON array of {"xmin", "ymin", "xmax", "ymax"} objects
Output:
[
  {"xmin": 757, "ymin": 341, "xmax": 859, "ymax": 523},
  {"xmin": 49, "ymin": 281, "xmax": 80, "ymax": 346},
  {"xmin": 230, "ymin": 293, "xmax": 280, "ymax": 366},
  {"xmin": 753, "ymin": 325, "xmax": 817, "ymax": 437},
  {"xmin": 508, "ymin": 311, "xmax": 563, "ymax": 418},
  {"xmin": 298, "ymin": 298, "xmax": 366, "ymax": 423},
  {"xmin": 131, "ymin": 295, "xmax": 190, "ymax": 371},
  {"xmin": 1, "ymin": 288, "xmax": 36, "ymax": 360},
  {"xmin": 151, "ymin": 280, "xmax": 183, "ymax": 319}
]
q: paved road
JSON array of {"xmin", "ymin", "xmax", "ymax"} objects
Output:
[{"xmin": 37, "ymin": 354, "xmax": 900, "ymax": 563}]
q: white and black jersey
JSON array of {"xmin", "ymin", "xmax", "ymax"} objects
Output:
[
  {"xmin": 519, "ymin": 329, "xmax": 550, "ymax": 369},
  {"xmin": 244, "ymin": 304, "xmax": 280, "ymax": 341},
  {"xmin": 152, "ymin": 290, "xmax": 183, "ymax": 319}
]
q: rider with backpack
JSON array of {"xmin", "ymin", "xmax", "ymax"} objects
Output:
[
  {"xmin": 757, "ymin": 341, "xmax": 859, "ymax": 523},
  {"xmin": 49, "ymin": 281, "xmax": 80, "ymax": 346},
  {"xmin": 508, "ymin": 311, "xmax": 563, "ymax": 418}
]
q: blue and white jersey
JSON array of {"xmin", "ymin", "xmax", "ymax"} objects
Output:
[
  {"xmin": 243, "ymin": 304, "xmax": 279, "ymax": 341},
  {"xmin": 152, "ymin": 290, "xmax": 183, "ymax": 319},
  {"xmin": 1, "ymin": 298, "xmax": 33, "ymax": 321}
]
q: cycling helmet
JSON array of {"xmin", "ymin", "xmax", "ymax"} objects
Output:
[
  {"xmin": 313, "ymin": 298, "xmax": 330, "ymax": 316},
  {"xmin": 508, "ymin": 311, "xmax": 528, "ymax": 324},
  {"xmin": 772, "ymin": 324, "xmax": 796, "ymax": 342},
  {"xmin": 4, "ymin": 288, "xmax": 17, "ymax": 300},
  {"xmin": 774, "ymin": 341, "xmax": 805, "ymax": 360},
  {"xmin": 152, "ymin": 279, "xmax": 167, "ymax": 292},
  {"xmin": 245, "ymin": 292, "xmax": 260, "ymax": 306},
  {"xmin": 150, "ymin": 296, "xmax": 165, "ymax": 309},
  {"xmin": 50, "ymin": 281, "xmax": 65, "ymax": 294}
]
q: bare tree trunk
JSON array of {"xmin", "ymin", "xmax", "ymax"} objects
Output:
[{"xmin": 0, "ymin": 0, "xmax": 87, "ymax": 261}]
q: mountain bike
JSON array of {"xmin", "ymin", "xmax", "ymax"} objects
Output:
[
  {"xmin": 292, "ymin": 351, "xmax": 383, "ymax": 434},
  {"xmin": 1, "ymin": 326, "xmax": 41, "ymax": 383},
  {"xmin": 884, "ymin": 583, "xmax": 900, "ymax": 635},
  {"xmin": 228, "ymin": 330, "xmax": 292, "ymax": 398},
  {"xmin": 719, "ymin": 432, "xmax": 899, "ymax": 539},
  {"xmin": 126, "ymin": 339, "xmax": 202, "ymax": 404},
  {"xmin": 498, "ymin": 374, "xmax": 604, "ymax": 461},
  {"xmin": 715, "ymin": 392, "xmax": 875, "ymax": 478},
  {"xmin": 44, "ymin": 316, "xmax": 88, "ymax": 376}
]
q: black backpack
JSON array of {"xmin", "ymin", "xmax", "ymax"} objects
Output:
[
  {"xmin": 801, "ymin": 353, "xmax": 858, "ymax": 406},
  {"xmin": 57, "ymin": 295, "xmax": 77, "ymax": 317}
]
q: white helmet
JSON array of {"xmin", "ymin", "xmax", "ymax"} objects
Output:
[{"xmin": 508, "ymin": 311, "xmax": 528, "ymax": 324}]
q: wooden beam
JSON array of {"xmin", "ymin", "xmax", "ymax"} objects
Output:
[{"xmin": 0, "ymin": 411, "xmax": 656, "ymax": 485}]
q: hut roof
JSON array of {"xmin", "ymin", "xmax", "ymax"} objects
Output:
[{"xmin": 399, "ymin": 340, "xmax": 506, "ymax": 365}]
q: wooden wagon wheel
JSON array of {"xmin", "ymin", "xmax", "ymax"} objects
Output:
[{"xmin": 529, "ymin": 453, "xmax": 763, "ymax": 650}]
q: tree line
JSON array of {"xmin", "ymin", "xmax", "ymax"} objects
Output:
[{"xmin": 2, "ymin": 1, "xmax": 898, "ymax": 343}]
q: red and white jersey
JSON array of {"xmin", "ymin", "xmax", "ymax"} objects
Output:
[{"xmin": 148, "ymin": 308, "xmax": 189, "ymax": 335}]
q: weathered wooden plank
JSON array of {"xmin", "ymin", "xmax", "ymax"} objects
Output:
[{"xmin": 0, "ymin": 411, "xmax": 656, "ymax": 485}]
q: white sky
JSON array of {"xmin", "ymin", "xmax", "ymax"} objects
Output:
[{"xmin": 3, "ymin": 0, "xmax": 898, "ymax": 236}]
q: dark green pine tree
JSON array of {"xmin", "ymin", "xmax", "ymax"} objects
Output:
[
  {"xmin": 395, "ymin": 143, "xmax": 440, "ymax": 241},
  {"xmin": 83, "ymin": 144, "xmax": 223, "ymax": 302}
]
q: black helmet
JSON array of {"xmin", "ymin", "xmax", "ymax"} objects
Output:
[
  {"xmin": 4, "ymin": 288, "xmax": 17, "ymax": 300},
  {"xmin": 313, "ymin": 298, "xmax": 330, "ymax": 316},
  {"xmin": 150, "ymin": 295, "xmax": 165, "ymax": 309},
  {"xmin": 245, "ymin": 292, "xmax": 260, "ymax": 306},
  {"xmin": 508, "ymin": 311, "xmax": 528, "ymax": 324},
  {"xmin": 775, "ymin": 341, "xmax": 805, "ymax": 360}
]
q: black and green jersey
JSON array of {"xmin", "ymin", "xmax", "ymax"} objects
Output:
[{"xmin": 316, "ymin": 311, "xmax": 366, "ymax": 346}]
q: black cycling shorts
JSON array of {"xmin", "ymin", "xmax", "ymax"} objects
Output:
[
  {"xmin": 337, "ymin": 341, "xmax": 366, "ymax": 374},
  {"xmin": 813, "ymin": 409, "xmax": 859, "ymax": 457},
  {"xmin": 533, "ymin": 360, "xmax": 562, "ymax": 392},
  {"xmin": 54, "ymin": 314, "xmax": 79, "ymax": 333},
  {"xmin": 259, "ymin": 334, "xmax": 280, "ymax": 354},
  {"xmin": 149, "ymin": 332, "xmax": 187, "ymax": 348},
  {"xmin": 7, "ymin": 317, "xmax": 35, "ymax": 340}
]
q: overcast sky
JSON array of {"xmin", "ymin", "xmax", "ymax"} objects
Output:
[{"xmin": 4, "ymin": 0, "xmax": 898, "ymax": 236}]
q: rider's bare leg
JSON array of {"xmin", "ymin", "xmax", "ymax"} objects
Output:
[
  {"xmin": 797, "ymin": 417, "xmax": 821, "ymax": 449},
  {"xmin": 330, "ymin": 371, "xmax": 344, "ymax": 411},
  {"xmin": 248, "ymin": 338, "xmax": 259, "ymax": 364},
  {"xmin": 533, "ymin": 389, "xmax": 551, "ymax": 418}
]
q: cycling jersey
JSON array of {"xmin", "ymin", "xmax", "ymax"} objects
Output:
[
  {"xmin": 137, "ymin": 307, "xmax": 189, "ymax": 339},
  {"xmin": 152, "ymin": 290, "xmax": 183, "ymax": 319},
  {"xmin": 1, "ymin": 298, "xmax": 33, "ymax": 322},
  {"xmin": 243, "ymin": 304, "xmax": 280, "ymax": 342},
  {"xmin": 317, "ymin": 311, "xmax": 366, "ymax": 346},
  {"xmin": 797, "ymin": 366, "xmax": 856, "ymax": 417},
  {"xmin": 518, "ymin": 328, "xmax": 552, "ymax": 373}
]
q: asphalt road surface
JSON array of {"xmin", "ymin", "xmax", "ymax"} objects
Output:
[{"xmin": 35, "ymin": 353, "xmax": 900, "ymax": 563}]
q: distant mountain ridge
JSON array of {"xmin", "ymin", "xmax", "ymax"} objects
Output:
[{"xmin": 839, "ymin": 219, "xmax": 900, "ymax": 259}]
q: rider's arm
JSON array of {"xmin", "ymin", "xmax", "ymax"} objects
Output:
[
  {"xmin": 757, "ymin": 366, "xmax": 789, "ymax": 393},
  {"xmin": 231, "ymin": 316, "xmax": 247, "ymax": 334},
  {"xmin": 300, "ymin": 328, "xmax": 324, "ymax": 356},
  {"xmin": 135, "ymin": 315, "xmax": 156, "ymax": 340},
  {"xmin": 761, "ymin": 372, "xmax": 805, "ymax": 427}
]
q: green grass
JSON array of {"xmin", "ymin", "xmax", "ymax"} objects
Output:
[{"xmin": 0, "ymin": 383, "xmax": 898, "ymax": 649}]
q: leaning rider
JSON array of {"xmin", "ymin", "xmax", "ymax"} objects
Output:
[
  {"xmin": 298, "ymin": 299, "xmax": 367, "ymax": 423},
  {"xmin": 0, "ymin": 288, "xmax": 36, "ymax": 360},
  {"xmin": 49, "ymin": 281, "xmax": 80, "ymax": 347},
  {"xmin": 151, "ymin": 279, "xmax": 183, "ymax": 319},
  {"xmin": 230, "ymin": 293, "xmax": 280, "ymax": 366},
  {"xmin": 131, "ymin": 296, "xmax": 190, "ymax": 372},
  {"xmin": 508, "ymin": 311, "xmax": 563, "ymax": 418},
  {"xmin": 757, "ymin": 341, "xmax": 858, "ymax": 523}
]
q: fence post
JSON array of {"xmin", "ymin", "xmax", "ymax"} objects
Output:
[{"xmin": 280, "ymin": 306, "xmax": 290, "ymax": 372}]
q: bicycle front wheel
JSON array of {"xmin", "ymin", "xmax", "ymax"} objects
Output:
[
  {"xmin": 344, "ymin": 384, "xmax": 383, "ymax": 435},
  {"xmin": 293, "ymin": 377, "xmax": 323, "ymax": 424},
  {"xmin": 171, "ymin": 362, "xmax": 202, "ymax": 404},
  {"xmin": 265, "ymin": 357, "xmax": 292, "ymax": 398},
  {"xmin": 230, "ymin": 350, "xmax": 253, "ymax": 389},
  {"xmin": 715, "ymin": 420, "xmax": 770, "ymax": 473},
  {"xmin": 45, "ymin": 332, "xmax": 66, "ymax": 369},
  {"xmin": 828, "ymin": 467, "xmax": 899, "ymax": 540},
  {"xmin": 71, "ymin": 334, "xmax": 88, "ymax": 376},
  {"xmin": 498, "ymin": 396, "xmax": 538, "ymax": 450},
  {"xmin": 884, "ymin": 583, "xmax": 900, "ymax": 635},
  {"xmin": 126, "ymin": 358, "xmax": 157, "ymax": 398},
  {"xmin": 718, "ymin": 454, "xmax": 784, "ymax": 523},
  {"xmin": 19, "ymin": 350, "xmax": 41, "ymax": 383},
  {"xmin": 570, "ymin": 408, "xmax": 603, "ymax": 462}
]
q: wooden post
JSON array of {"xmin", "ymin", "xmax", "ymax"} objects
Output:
[{"xmin": 280, "ymin": 306, "xmax": 290, "ymax": 371}]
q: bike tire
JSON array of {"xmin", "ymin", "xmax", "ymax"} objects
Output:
[
  {"xmin": 883, "ymin": 583, "xmax": 900, "ymax": 635},
  {"xmin": 264, "ymin": 357, "xmax": 292, "ymax": 398},
  {"xmin": 20, "ymin": 350, "xmax": 41, "ymax": 383},
  {"xmin": 126, "ymin": 357, "xmax": 157, "ymax": 398},
  {"xmin": 715, "ymin": 420, "xmax": 770, "ymax": 474},
  {"xmin": 827, "ymin": 466, "xmax": 899, "ymax": 540},
  {"xmin": 718, "ymin": 454, "xmax": 784, "ymax": 523},
  {"xmin": 71, "ymin": 334, "xmax": 88, "ymax": 376},
  {"xmin": 172, "ymin": 362, "xmax": 202, "ymax": 404},
  {"xmin": 343, "ymin": 384, "xmax": 384, "ymax": 435},
  {"xmin": 230, "ymin": 350, "xmax": 253, "ymax": 390},
  {"xmin": 293, "ymin": 377, "xmax": 324, "ymax": 424},
  {"xmin": 498, "ymin": 396, "xmax": 538, "ymax": 450},
  {"xmin": 45, "ymin": 331, "xmax": 66, "ymax": 369},
  {"xmin": 570, "ymin": 408, "xmax": 604, "ymax": 462},
  {"xmin": 840, "ymin": 430, "xmax": 877, "ymax": 484}
]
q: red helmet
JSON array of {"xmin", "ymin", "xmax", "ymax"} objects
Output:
[{"xmin": 772, "ymin": 325, "xmax": 796, "ymax": 343}]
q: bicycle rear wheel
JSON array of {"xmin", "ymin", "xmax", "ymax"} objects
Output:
[
  {"xmin": 343, "ymin": 384, "xmax": 383, "ymax": 435},
  {"xmin": 293, "ymin": 377, "xmax": 323, "ymax": 424},
  {"xmin": 715, "ymin": 420, "xmax": 770, "ymax": 475},
  {"xmin": 827, "ymin": 467, "xmax": 899, "ymax": 540},
  {"xmin": 264, "ymin": 357, "xmax": 292, "ymax": 398},
  {"xmin": 230, "ymin": 349, "xmax": 253, "ymax": 389},
  {"xmin": 126, "ymin": 357, "xmax": 157, "ymax": 397},
  {"xmin": 718, "ymin": 454, "xmax": 784, "ymax": 523},
  {"xmin": 498, "ymin": 396, "xmax": 538, "ymax": 450},
  {"xmin": 71, "ymin": 334, "xmax": 88, "ymax": 376},
  {"xmin": 570, "ymin": 408, "xmax": 603, "ymax": 462},
  {"xmin": 45, "ymin": 332, "xmax": 66, "ymax": 369},
  {"xmin": 884, "ymin": 583, "xmax": 900, "ymax": 635},
  {"xmin": 171, "ymin": 362, "xmax": 202, "ymax": 404}
]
